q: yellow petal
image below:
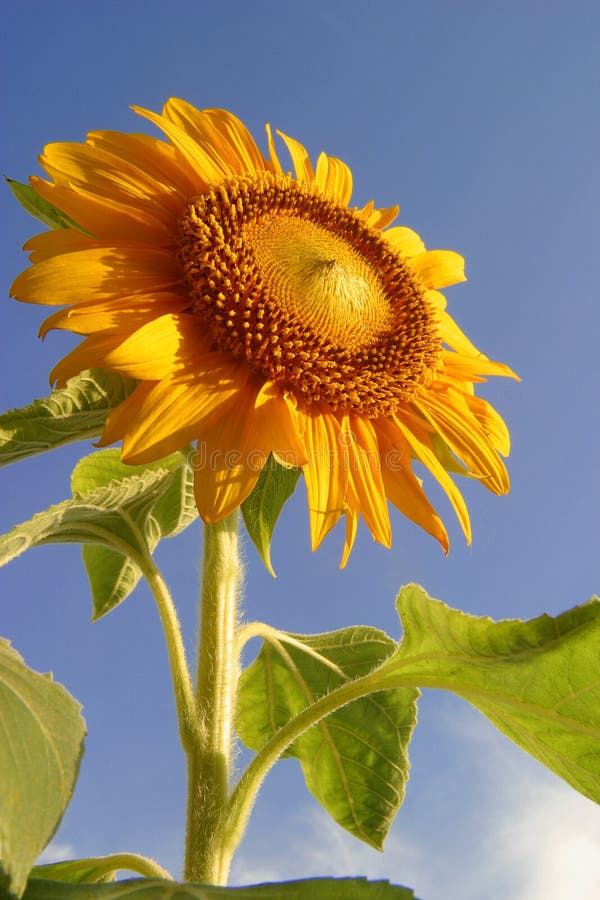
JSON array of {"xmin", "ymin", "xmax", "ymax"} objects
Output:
[
  {"xmin": 25, "ymin": 229, "xmax": 102, "ymax": 263},
  {"xmin": 383, "ymin": 226, "xmax": 426, "ymax": 258},
  {"xmin": 193, "ymin": 380, "xmax": 262, "ymax": 522},
  {"xmin": 394, "ymin": 409, "xmax": 472, "ymax": 543},
  {"xmin": 463, "ymin": 394, "xmax": 511, "ymax": 457},
  {"xmin": 345, "ymin": 415, "xmax": 391, "ymax": 548},
  {"xmin": 375, "ymin": 417, "xmax": 449, "ymax": 552},
  {"xmin": 87, "ymin": 130, "xmax": 201, "ymax": 200},
  {"xmin": 48, "ymin": 305, "xmax": 196, "ymax": 384},
  {"xmin": 99, "ymin": 313, "xmax": 208, "ymax": 379},
  {"xmin": 426, "ymin": 289, "xmax": 448, "ymax": 310},
  {"xmin": 340, "ymin": 506, "xmax": 359, "ymax": 569},
  {"xmin": 441, "ymin": 350, "xmax": 520, "ymax": 382},
  {"xmin": 40, "ymin": 141, "xmax": 180, "ymax": 220},
  {"xmin": 409, "ymin": 249, "xmax": 466, "ymax": 289},
  {"xmin": 435, "ymin": 308, "xmax": 481, "ymax": 357},
  {"xmin": 356, "ymin": 200, "xmax": 399, "ymax": 229},
  {"xmin": 193, "ymin": 378, "xmax": 306, "ymax": 523},
  {"xmin": 104, "ymin": 356, "xmax": 248, "ymax": 464},
  {"xmin": 11, "ymin": 247, "xmax": 181, "ymax": 306},
  {"xmin": 414, "ymin": 388, "xmax": 509, "ymax": 494},
  {"xmin": 39, "ymin": 294, "xmax": 188, "ymax": 337},
  {"xmin": 132, "ymin": 105, "xmax": 225, "ymax": 188},
  {"xmin": 97, "ymin": 381, "xmax": 155, "ymax": 446},
  {"xmin": 163, "ymin": 99, "xmax": 267, "ymax": 178},
  {"xmin": 265, "ymin": 124, "xmax": 283, "ymax": 174},
  {"xmin": 314, "ymin": 153, "xmax": 353, "ymax": 205},
  {"xmin": 30, "ymin": 176, "xmax": 174, "ymax": 243},
  {"xmin": 301, "ymin": 407, "xmax": 348, "ymax": 549},
  {"xmin": 50, "ymin": 332, "xmax": 136, "ymax": 386},
  {"xmin": 251, "ymin": 383, "xmax": 308, "ymax": 467},
  {"xmin": 276, "ymin": 130, "xmax": 315, "ymax": 182}
]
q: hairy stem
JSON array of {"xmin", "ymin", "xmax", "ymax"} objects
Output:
[
  {"xmin": 142, "ymin": 556, "xmax": 200, "ymax": 753},
  {"xmin": 184, "ymin": 511, "xmax": 243, "ymax": 884}
]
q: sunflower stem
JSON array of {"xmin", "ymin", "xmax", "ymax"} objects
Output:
[{"xmin": 184, "ymin": 511, "xmax": 242, "ymax": 885}]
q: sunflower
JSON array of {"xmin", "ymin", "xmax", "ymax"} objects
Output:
[{"xmin": 11, "ymin": 98, "xmax": 517, "ymax": 565}]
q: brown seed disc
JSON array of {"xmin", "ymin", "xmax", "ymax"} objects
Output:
[{"xmin": 178, "ymin": 172, "xmax": 440, "ymax": 416}]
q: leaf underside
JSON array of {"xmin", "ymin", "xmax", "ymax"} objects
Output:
[
  {"xmin": 238, "ymin": 584, "xmax": 600, "ymax": 857},
  {"xmin": 22, "ymin": 876, "xmax": 415, "ymax": 900},
  {"xmin": 379, "ymin": 584, "xmax": 600, "ymax": 804},
  {"xmin": 0, "ymin": 641, "xmax": 86, "ymax": 898},
  {"xmin": 237, "ymin": 625, "xmax": 417, "ymax": 849},
  {"xmin": 7, "ymin": 178, "xmax": 85, "ymax": 232},
  {"xmin": 241, "ymin": 454, "xmax": 301, "ymax": 576},
  {"xmin": 0, "ymin": 448, "xmax": 197, "ymax": 618},
  {"xmin": 0, "ymin": 370, "xmax": 135, "ymax": 467}
]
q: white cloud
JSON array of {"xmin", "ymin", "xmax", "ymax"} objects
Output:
[
  {"xmin": 488, "ymin": 777, "xmax": 600, "ymax": 900},
  {"xmin": 232, "ymin": 710, "xmax": 600, "ymax": 900},
  {"xmin": 36, "ymin": 841, "xmax": 75, "ymax": 865}
]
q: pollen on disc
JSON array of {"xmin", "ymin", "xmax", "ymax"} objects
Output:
[{"xmin": 178, "ymin": 172, "xmax": 440, "ymax": 416}]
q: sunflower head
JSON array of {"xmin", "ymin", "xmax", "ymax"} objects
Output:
[{"xmin": 10, "ymin": 98, "xmax": 518, "ymax": 565}]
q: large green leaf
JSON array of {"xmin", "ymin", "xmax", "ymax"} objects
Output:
[
  {"xmin": 377, "ymin": 584, "xmax": 600, "ymax": 803},
  {"xmin": 241, "ymin": 455, "xmax": 301, "ymax": 576},
  {"xmin": 0, "ymin": 370, "xmax": 135, "ymax": 467},
  {"xmin": 22, "ymin": 877, "xmax": 415, "ymax": 899},
  {"xmin": 237, "ymin": 627, "xmax": 417, "ymax": 849},
  {"xmin": 237, "ymin": 587, "xmax": 600, "ymax": 857},
  {"xmin": 7, "ymin": 178, "xmax": 86, "ymax": 232},
  {"xmin": 0, "ymin": 641, "xmax": 86, "ymax": 899},
  {"xmin": 0, "ymin": 450, "xmax": 197, "ymax": 618}
]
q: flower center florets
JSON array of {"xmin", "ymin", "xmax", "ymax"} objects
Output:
[{"xmin": 178, "ymin": 172, "xmax": 439, "ymax": 415}]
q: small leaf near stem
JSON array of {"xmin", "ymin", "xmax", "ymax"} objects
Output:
[
  {"xmin": 184, "ymin": 512, "xmax": 243, "ymax": 885},
  {"xmin": 236, "ymin": 624, "xmax": 415, "ymax": 849},
  {"xmin": 241, "ymin": 454, "xmax": 301, "ymax": 576},
  {"xmin": 224, "ymin": 670, "xmax": 386, "ymax": 865},
  {"xmin": 31, "ymin": 853, "xmax": 173, "ymax": 884}
]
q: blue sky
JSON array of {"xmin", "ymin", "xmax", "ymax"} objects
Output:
[{"xmin": 1, "ymin": 1, "xmax": 599, "ymax": 897}]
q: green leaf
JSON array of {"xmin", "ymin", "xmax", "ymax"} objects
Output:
[
  {"xmin": 71, "ymin": 449, "xmax": 197, "ymax": 618},
  {"xmin": 0, "ymin": 640, "xmax": 86, "ymax": 899},
  {"xmin": 29, "ymin": 860, "xmax": 116, "ymax": 885},
  {"xmin": 0, "ymin": 370, "xmax": 136, "ymax": 467},
  {"xmin": 377, "ymin": 584, "xmax": 600, "ymax": 804},
  {"xmin": 0, "ymin": 467, "xmax": 169, "ymax": 567},
  {"xmin": 30, "ymin": 854, "xmax": 172, "ymax": 885},
  {"xmin": 237, "ymin": 627, "xmax": 417, "ymax": 849},
  {"xmin": 6, "ymin": 178, "xmax": 86, "ymax": 232},
  {"xmin": 241, "ymin": 455, "xmax": 301, "ymax": 576},
  {"xmin": 0, "ymin": 450, "xmax": 197, "ymax": 618},
  {"xmin": 70, "ymin": 448, "xmax": 195, "ymax": 539},
  {"xmin": 22, "ymin": 876, "xmax": 415, "ymax": 899}
]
